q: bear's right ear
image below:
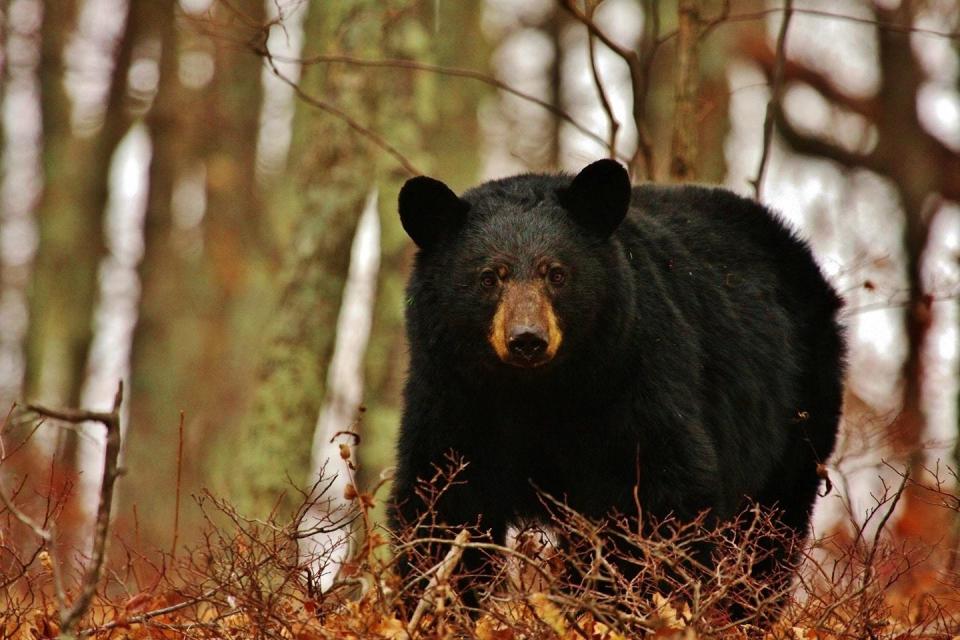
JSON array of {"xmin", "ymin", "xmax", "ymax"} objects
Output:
[
  {"xmin": 560, "ymin": 159, "xmax": 631, "ymax": 238},
  {"xmin": 398, "ymin": 176, "xmax": 469, "ymax": 249}
]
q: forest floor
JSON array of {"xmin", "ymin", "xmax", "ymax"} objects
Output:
[{"xmin": 2, "ymin": 404, "xmax": 959, "ymax": 639}]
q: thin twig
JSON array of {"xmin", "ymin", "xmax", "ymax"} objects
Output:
[
  {"xmin": 171, "ymin": 411, "xmax": 185, "ymax": 557},
  {"xmin": 811, "ymin": 467, "xmax": 911, "ymax": 630},
  {"xmin": 29, "ymin": 381, "xmax": 125, "ymax": 639},
  {"xmin": 406, "ymin": 529, "xmax": 470, "ymax": 636},
  {"xmin": 268, "ymin": 52, "xmax": 624, "ymax": 163},
  {"xmin": 584, "ymin": 2, "xmax": 619, "ymax": 157},
  {"xmin": 562, "ymin": 0, "xmax": 655, "ymax": 179},
  {"xmin": 699, "ymin": 0, "xmax": 731, "ymax": 39},
  {"xmin": 256, "ymin": 48, "xmax": 422, "ymax": 176},
  {"xmin": 661, "ymin": 7, "xmax": 958, "ymax": 41},
  {"xmin": 751, "ymin": 0, "xmax": 793, "ymax": 199},
  {"xmin": 0, "ymin": 406, "xmax": 51, "ymax": 542},
  {"xmin": 76, "ymin": 585, "xmax": 233, "ymax": 637},
  {"xmin": 863, "ymin": 467, "xmax": 910, "ymax": 585},
  {"xmin": 752, "ymin": 7, "xmax": 957, "ymax": 39},
  {"xmin": 0, "ymin": 480, "xmax": 51, "ymax": 542}
]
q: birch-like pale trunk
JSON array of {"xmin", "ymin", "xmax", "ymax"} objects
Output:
[
  {"xmin": 300, "ymin": 189, "xmax": 381, "ymax": 591},
  {"xmin": 74, "ymin": 125, "xmax": 150, "ymax": 558}
]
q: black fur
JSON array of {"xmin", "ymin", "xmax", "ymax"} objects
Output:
[
  {"xmin": 389, "ymin": 160, "xmax": 844, "ymax": 598},
  {"xmin": 398, "ymin": 175, "xmax": 470, "ymax": 249}
]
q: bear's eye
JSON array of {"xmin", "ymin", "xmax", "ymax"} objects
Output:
[
  {"xmin": 480, "ymin": 269, "xmax": 499, "ymax": 289},
  {"xmin": 547, "ymin": 266, "xmax": 566, "ymax": 286}
]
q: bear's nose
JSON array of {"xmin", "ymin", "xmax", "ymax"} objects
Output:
[{"xmin": 508, "ymin": 328, "xmax": 548, "ymax": 361}]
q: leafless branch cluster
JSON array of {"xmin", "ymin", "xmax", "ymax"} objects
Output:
[
  {"xmin": 794, "ymin": 467, "xmax": 960, "ymax": 638},
  {"xmin": 386, "ymin": 456, "xmax": 960, "ymax": 639},
  {"xmin": 3, "ymin": 404, "xmax": 959, "ymax": 639},
  {"xmin": 197, "ymin": 0, "xmax": 960, "ymax": 191},
  {"xmin": 1, "ymin": 383, "xmax": 124, "ymax": 639},
  {"xmin": 391, "ymin": 465, "xmax": 797, "ymax": 637}
]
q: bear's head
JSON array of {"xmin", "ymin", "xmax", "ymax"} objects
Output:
[{"xmin": 398, "ymin": 159, "xmax": 632, "ymax": 375}]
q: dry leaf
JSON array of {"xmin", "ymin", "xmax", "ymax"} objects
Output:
[
  {"xmin": 652, "ymin": 593, "xmax": 686, "ymax": 632},
  {"xmin": 372, "ymin": 615, "xmax": 406, "ymax": 639},
  {"xmin": 530, "ymin": 592, "xmax": 567, "ymax": 636},
  {"xmin": 476, "ymin": 615, "xmax": 516, "ymax": 640}
]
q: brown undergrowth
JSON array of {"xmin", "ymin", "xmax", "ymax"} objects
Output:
[{"xmin": 2, "ymin": 407, "xmax": 959, "ymax": 639}]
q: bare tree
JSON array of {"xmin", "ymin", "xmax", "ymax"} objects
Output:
[{"xmin": 744, "ymin": 1, "xmax": 960, "ymax": 466}]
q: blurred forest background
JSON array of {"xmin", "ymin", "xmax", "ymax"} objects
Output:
[{"xmin": 0, "ymin": 0, "xmax": 958, "ymax": 581}]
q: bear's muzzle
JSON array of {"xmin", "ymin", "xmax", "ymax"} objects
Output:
[{"xmin": 488, "ymin": 281, "xmax": 562, "ymax": 368}]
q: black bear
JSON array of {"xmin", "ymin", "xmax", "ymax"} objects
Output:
[{"xmin": 388, "ymin": 159, "xmax": 844, "ymax": 604}]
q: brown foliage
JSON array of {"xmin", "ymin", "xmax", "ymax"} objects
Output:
[{"xmin": 3, "ymin": 413, "xmax": 959, "ymax": 640}]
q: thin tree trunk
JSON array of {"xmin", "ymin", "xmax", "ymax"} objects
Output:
[
  {"xmin": 300, "ymin": 189, "xmax": 380, "ymax": 587},
  {"xmin": 669, "ymin": 0, "xmax": 700, "ymax": 181},
  {"xmin": 229, "ymin": 1, "xmax": 384, "ymax": 518},
  {"xmin": 870, "ymin": 2, "xmax": 937, "ymax": 458},
  {"xmin": 545, "ymin": 7, "xmax": 563, "ymax": 169},
  {"xmin": 187, "ymin": 0, "xmax": 267, "ymax": 468},
  {"xmin": 28, "ymin": 0, "xmax": 138, "ymax": 411},
  {"xmin": 355, "ymin": 0, "xmax": 490, "ymax": 489},
  {"xmin": 120, "ymin": 0, "xmax": 181, "ymax": 549},
  {"xmin": 28, "ymin": 0, "xmax": 144, "ymax": 568},
  {"xmin": 0, "ymin": 0, "xmax": 6, "ymax": 178},
  {"xmin": 750, "ymin": 1, "xmax": 943, "ymax": 460},
  {"xmin": 27, "ymin": 0, "xmax": 92, "ymax": 418}
]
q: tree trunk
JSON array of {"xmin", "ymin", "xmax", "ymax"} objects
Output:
[
  {"xmin": 748, "ymin": 1, "xmax": 947, "ymax": 460},
  {"xmin": 26, "ymin": 0, "xmax": 93, "ymax": 419},
  {"xmin": 871, "ymin": 2, "xmax": 936, "ymax": 458},
  {"xmin": 668, "ymin": 0, "xmax": 701, "ymax": 181},
  {"xmin": 29, "ymin": 0, "xmax": 154, "ymax": 567},
  {"xmin": 194, "ymin": 0, "xmax": 267, "ymax": 414},
  {"xmin": 545, "ymin": 7, "xmax": 564, "ymax": 169},
  {"xmin": 121, "ymin": 0, "xmax": 186, "ymax": 549},
  {"xmin": 300, "ymin": 189, "xmax": 380, "ymax": 587},
  {"xmin": 228, "ymin": 1, "xmax": 389, "ymax": 518},
  {"xmin": 354, "ymin": 0, "xmax": 491, "ymax": 496},
  {"xmin": 28, "ymin": 0, "xmax": 146, "ymax": 414}
]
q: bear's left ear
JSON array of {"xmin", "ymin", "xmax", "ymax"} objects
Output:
[
  {"xmin": 560, "ymin": 159, "xmax": 631, "ymax": 238},
  {"xmin": 398, "ymin": 176, "xmax": 470, "ymax": 249}
]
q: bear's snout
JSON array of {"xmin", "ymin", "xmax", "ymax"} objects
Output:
[
  {"xmin": 507, "ymin": 327, "xmax": 548, "ymax": 363},
  {"xmin": 488, "ymin": 281, "xmax": 562, "ymax": 368}
]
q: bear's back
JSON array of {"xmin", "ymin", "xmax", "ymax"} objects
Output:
[
  {"xmin": 625, "ymin": 183, "xmax": 840, "ymax": 317},
  {"xmin": 611, "ymin": 184, "xmax": 843, "ymax": 511}
]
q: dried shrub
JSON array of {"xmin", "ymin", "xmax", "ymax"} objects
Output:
[{"xmin": 2, "ymin": 410, "xmax": 959, "ymax": 639}]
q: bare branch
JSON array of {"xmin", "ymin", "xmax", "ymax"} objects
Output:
[
  {"xmin": 584, "ymin": 2, "xmax": 619, "ymax": 157},
  {"xmin": 863, "ymin": 467, "xmax": 910, "ymax": 584},
  {"xmin": 29, "ymin": 380, "xmax": 125, "ymax": 638},
  {"xmin": 561, "ymin": 0, "xmax": 655, "ymax": 179},
  {"xmin": 741, "ymin": 32, "xmax": 879, "ymax": 120},
  {"xmin": 0, "ymin": 407, "xmax": 52, "ymax": 542},
  {"xmin": 406, "ymin": 529, "xmax": 470, "ymax": 635},
  {"xmin": 699, "ymin": 0, "xmax": 731, "ymax": 38},
  {"xmin": 229, "ymin": 17, "xmax": 424, "ymax": 177},
  {"xmin": 75, "ymin": 587, "xmax": 225, "ymax": 637},
  {"xmin": 0, "ymin": 480, "xmax": 51, "ymax": 543},
  {"xmin": 706, "ymin": 7, "xmax": 959, "ymax": 40},
  {"xmin": 260, "ymin": 54, "xmax": 422, "ymax": 176},
  {"xmin": 751, "ymin": 0, "xmax": 793, "ymax": 199},
  {"xmin": 272, "ymin": 52, "xmax": 624, "ymax": 164},
  {"xmin": 771, "ymin": 102, "xmax": 882, "ymax": 171},
  {"xmin": 783, "ymin": 7, "xmax": 958, "ymax": 39}
]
